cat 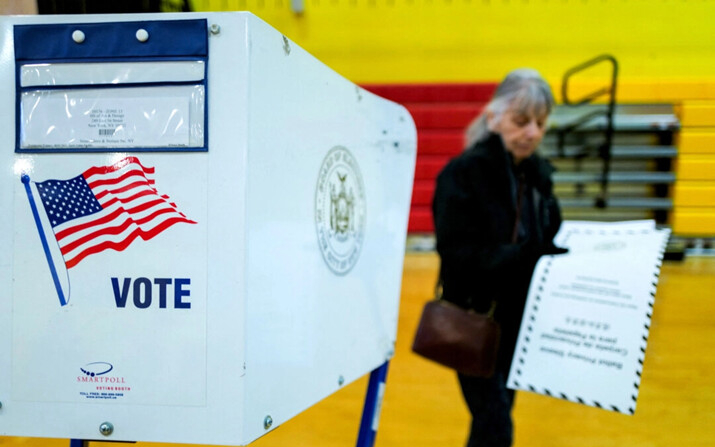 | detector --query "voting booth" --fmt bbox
[0,12,417,445]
